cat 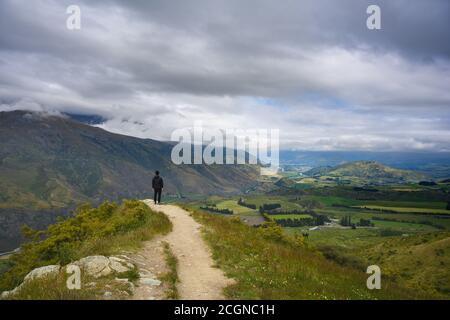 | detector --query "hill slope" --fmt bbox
[359,232,450,298]
[306,161,425,184]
